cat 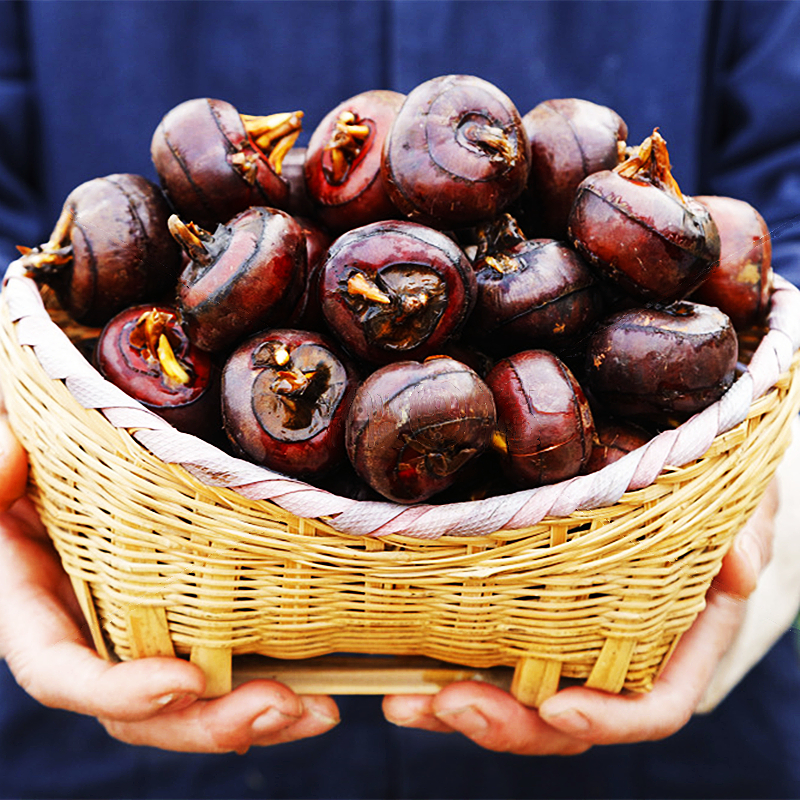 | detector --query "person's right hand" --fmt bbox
[382,477,780,754]
[0,415,340,753]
